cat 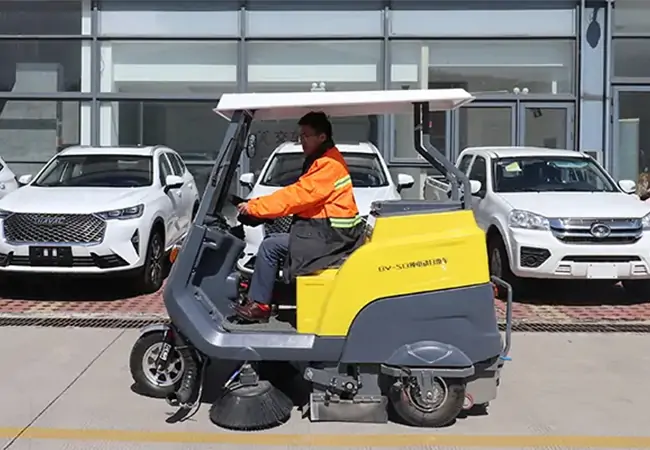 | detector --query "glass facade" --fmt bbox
[1,0,638,199]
